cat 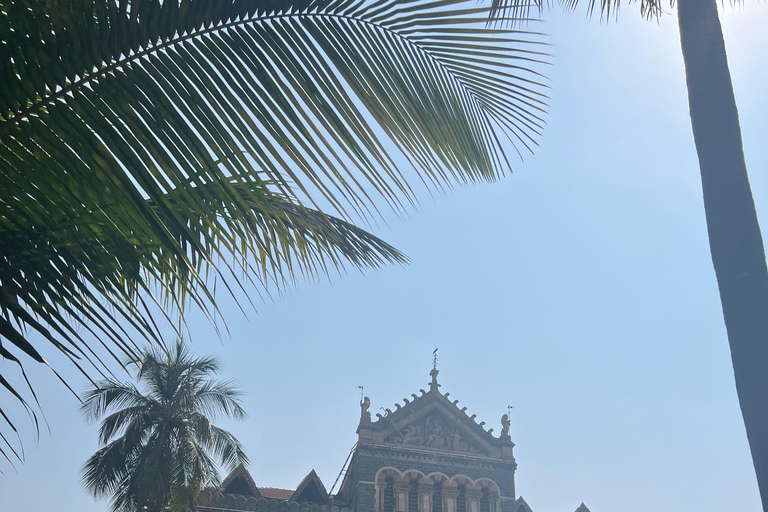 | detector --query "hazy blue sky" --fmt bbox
[1,3,767,512]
